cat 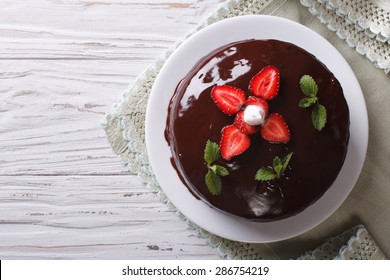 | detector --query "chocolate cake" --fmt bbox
[165,39,350,222]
